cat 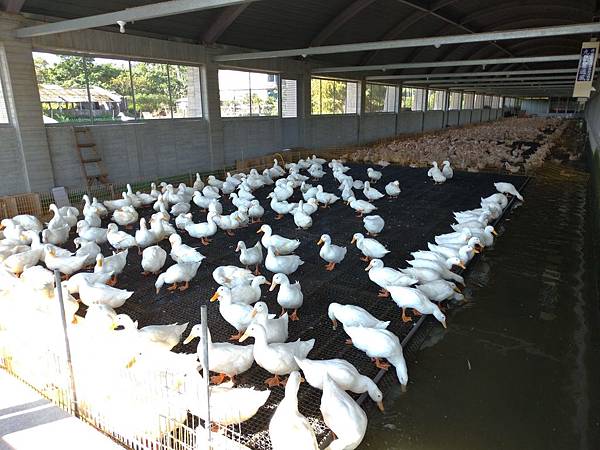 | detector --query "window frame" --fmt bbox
[310,76,360,116]
[364,82,399,114]
[448,91,462,110]
[281,78,298,119]
[400,86,427,112]
[0,64,11,127]
[32,49,204,126]
[218,68,281,119]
